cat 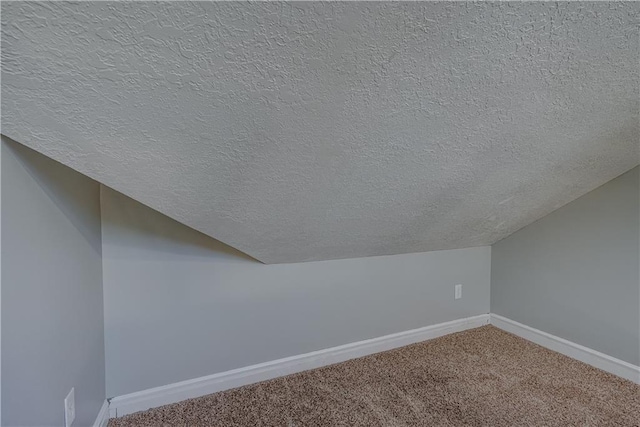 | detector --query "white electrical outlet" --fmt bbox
[64,388,75,427]
[454,284,462,300]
